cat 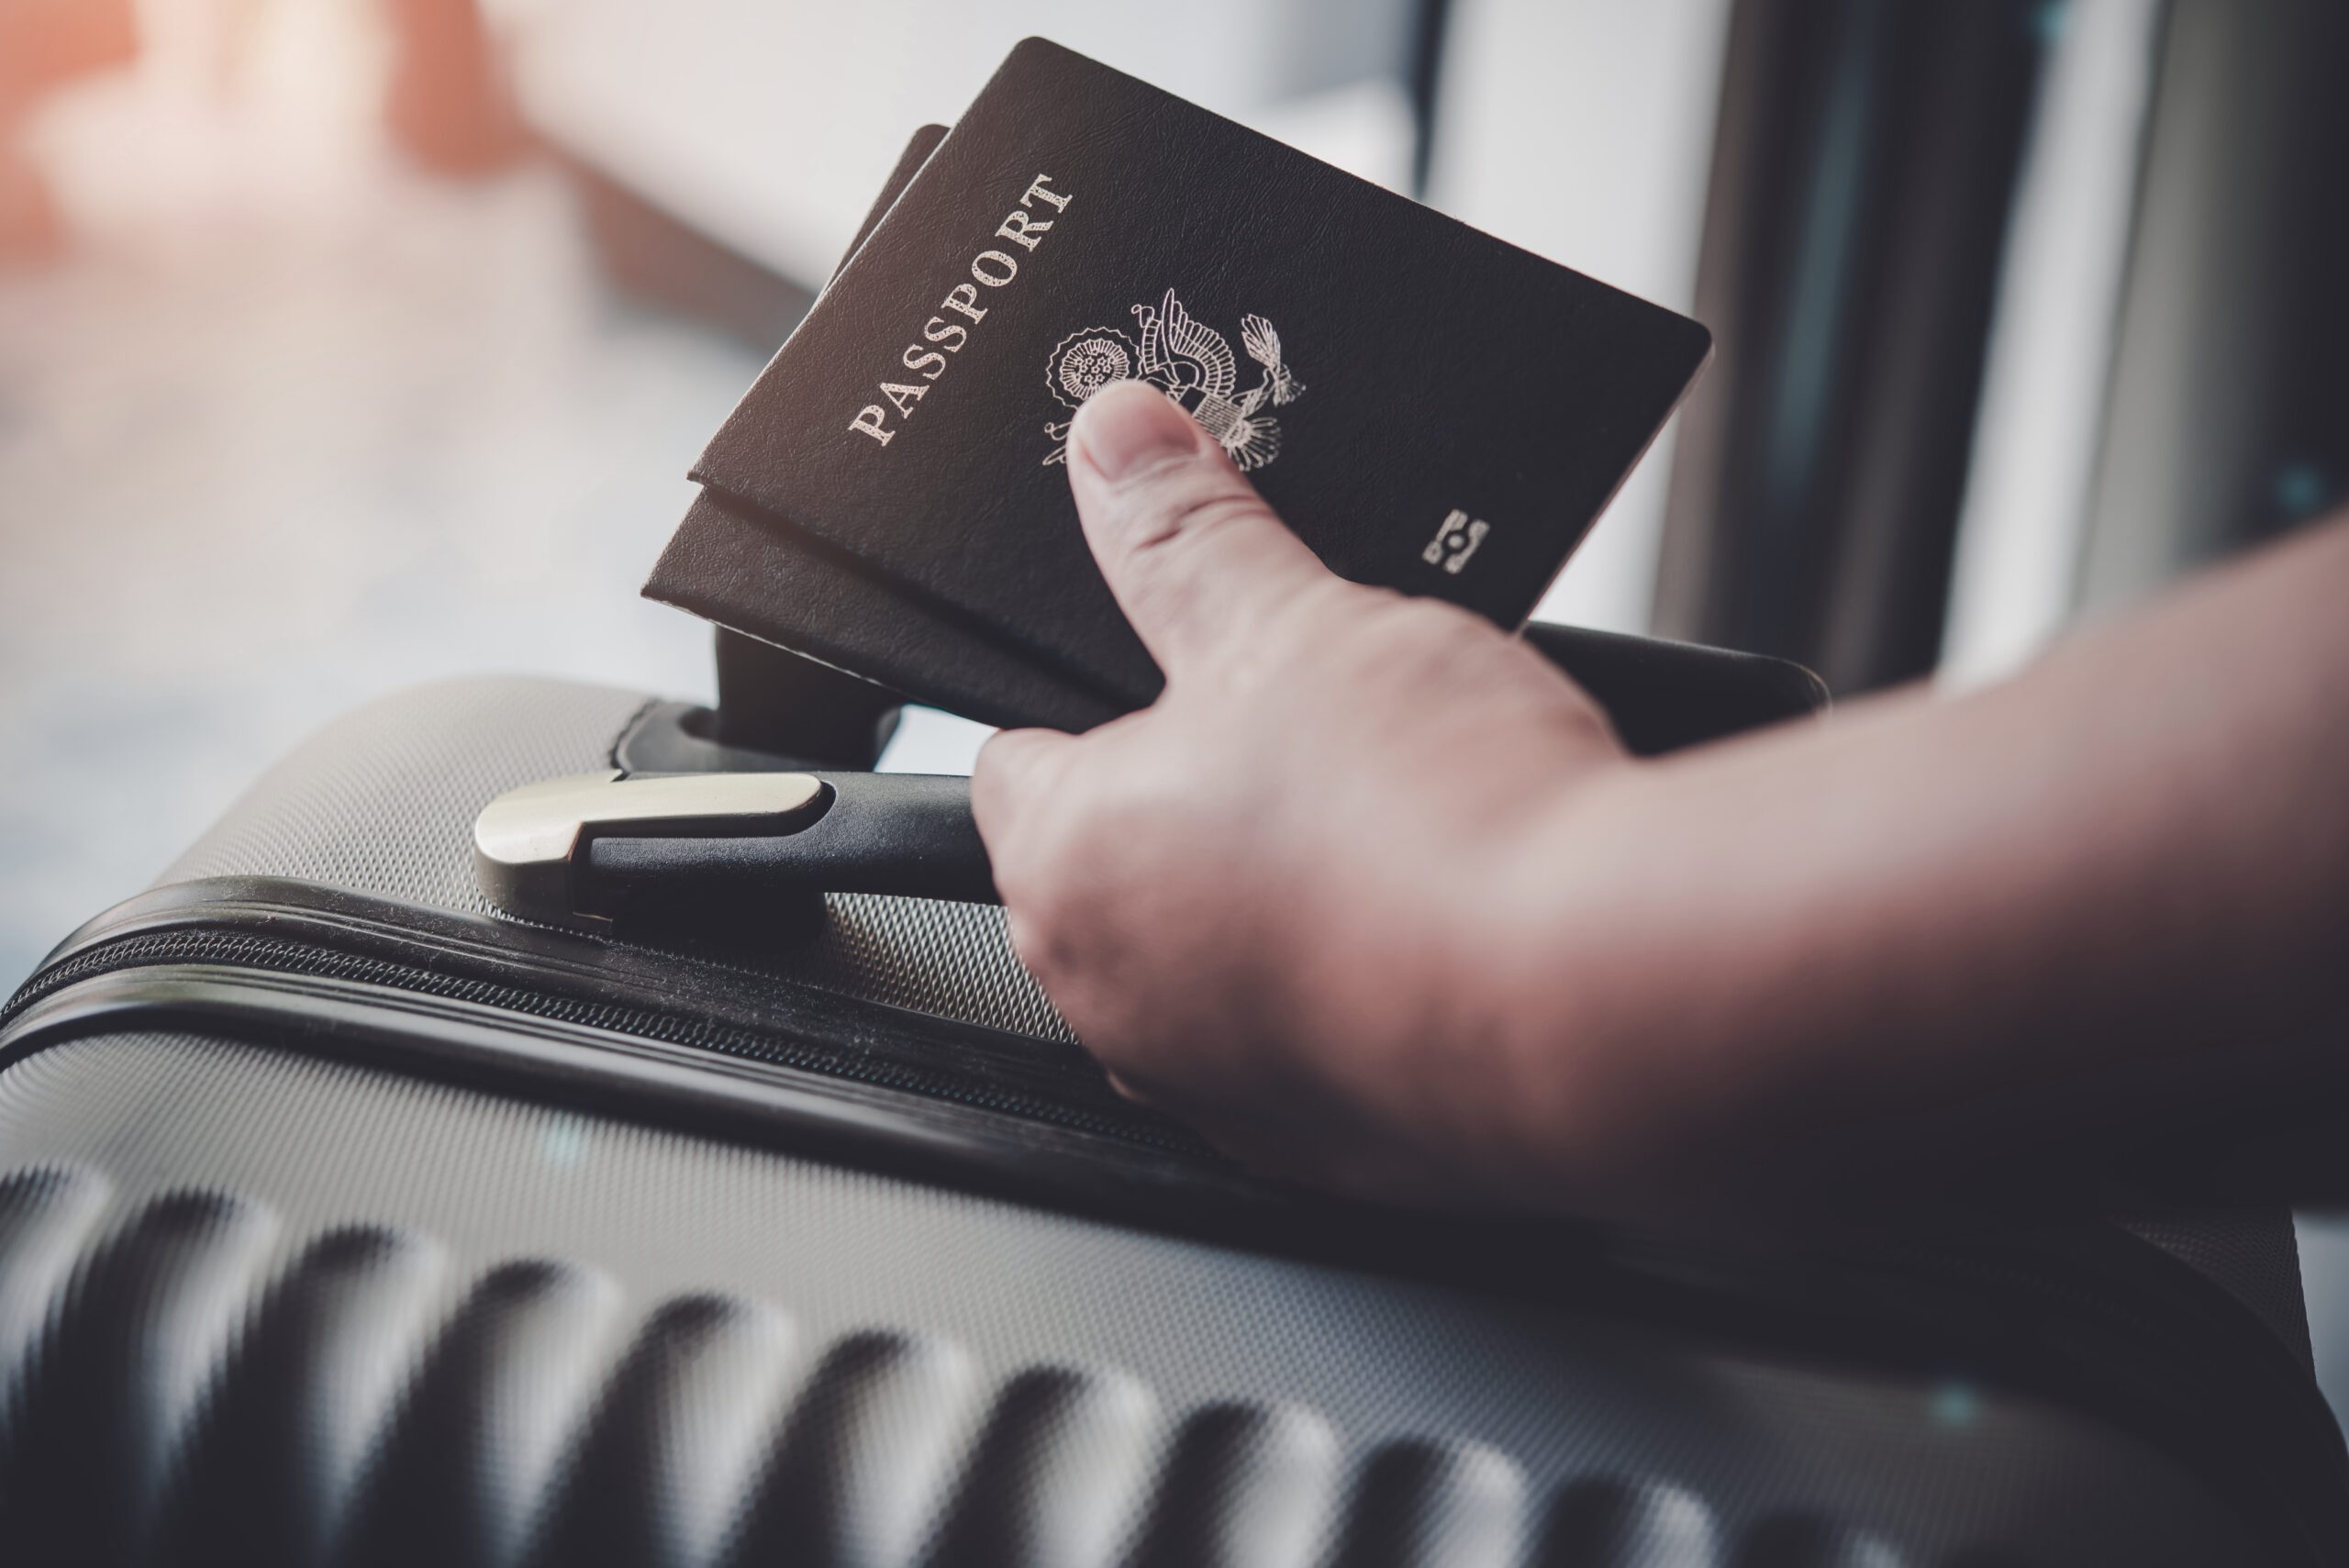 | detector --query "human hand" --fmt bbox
[981,384,2349,1227]
[972,381,1636,1211]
